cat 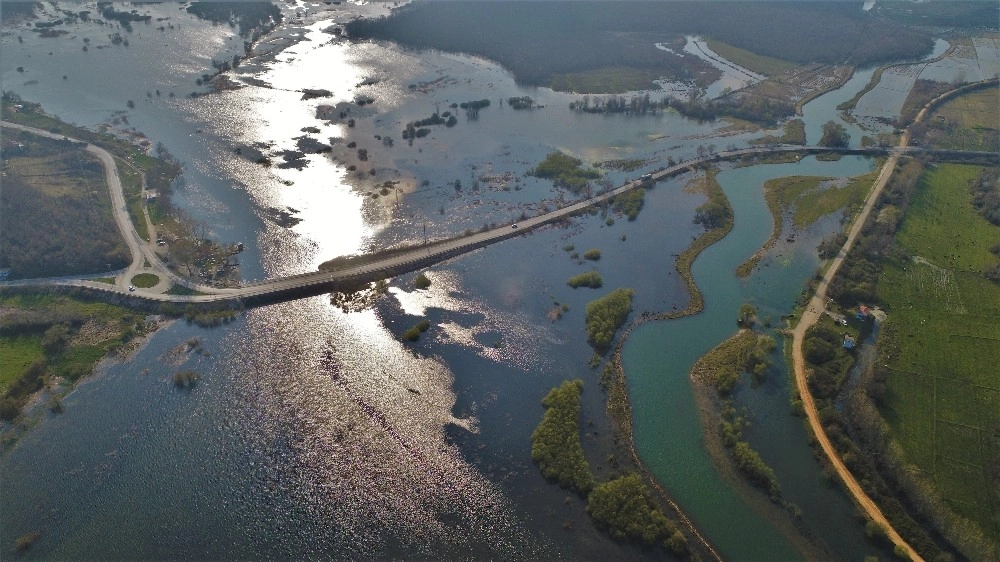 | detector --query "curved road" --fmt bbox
[788,149,921,561]
[2,118,907,304]
[787,80,998,562]
[2,118,990,309]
